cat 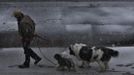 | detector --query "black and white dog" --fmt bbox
[54,50,76,71]
[69,43,119,71]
